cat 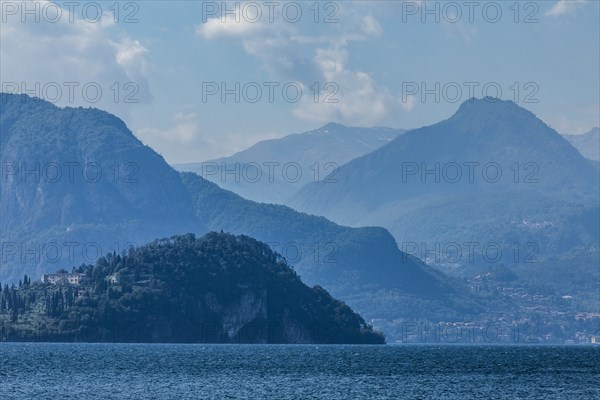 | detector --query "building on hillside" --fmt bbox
[41,272,86,285]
